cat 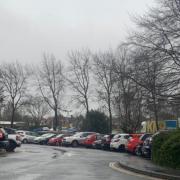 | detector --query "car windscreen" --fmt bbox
[56,134,64,138]
[41,133,54,137]
[73,133,83,137]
